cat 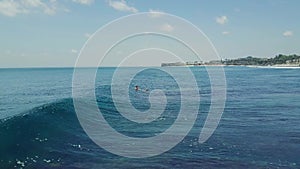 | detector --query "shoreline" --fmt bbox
[246,65,300,69]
